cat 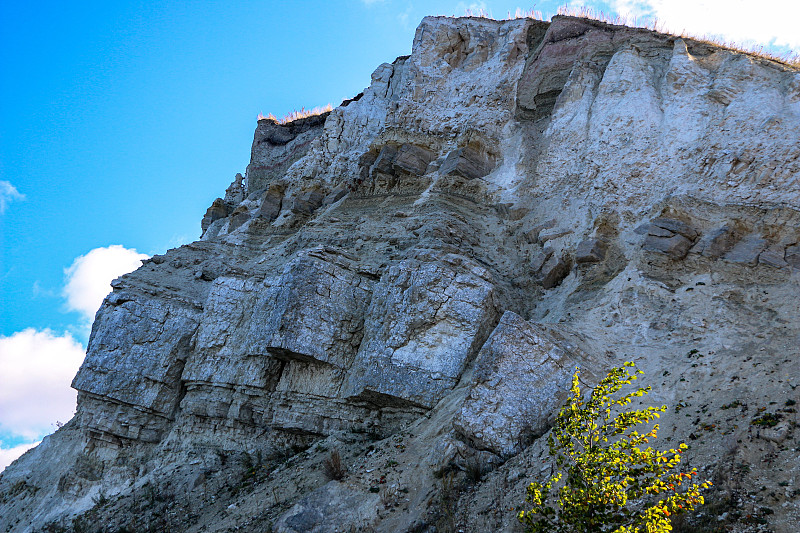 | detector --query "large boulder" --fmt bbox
[454,311,594,457]
[342,253,500,408]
